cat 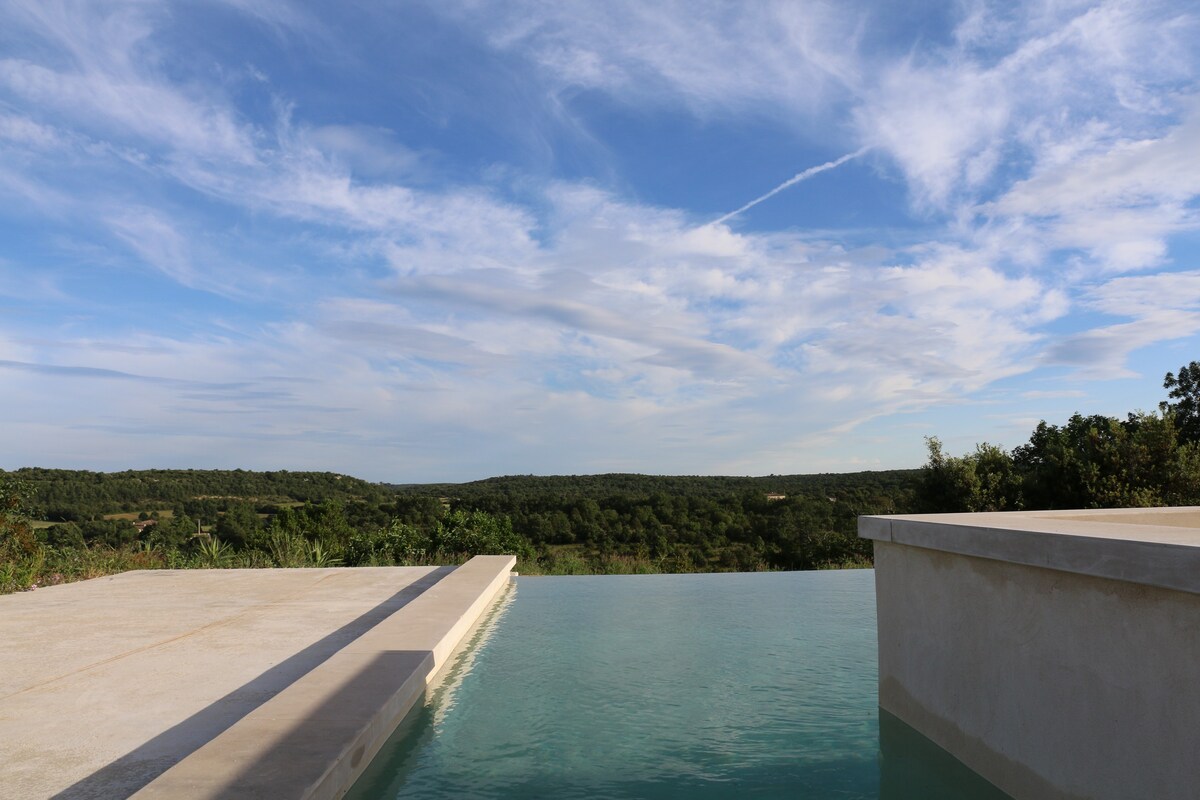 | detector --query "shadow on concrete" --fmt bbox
[338,681,439,800]
[192,651,438,799]
[52,567,454,800]
[198,573,515,798]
